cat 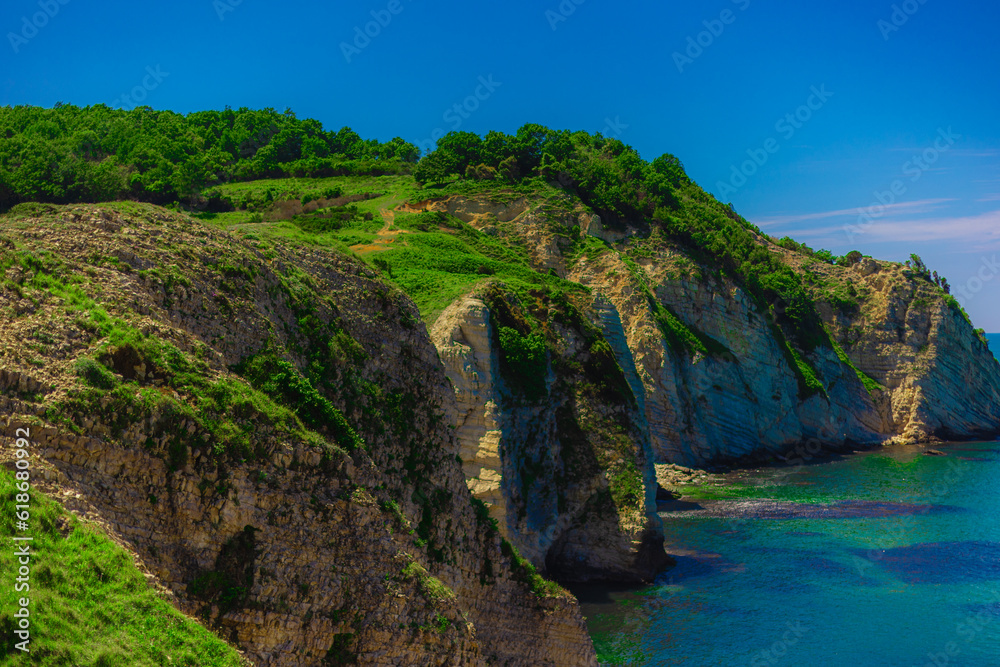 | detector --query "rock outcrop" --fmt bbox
[0,204,598,666]
[415,195,1000,473]
[431,289,669,584]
